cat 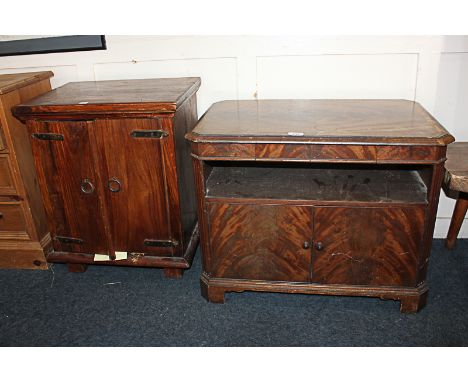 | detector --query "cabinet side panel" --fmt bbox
[173,94,198,250]
[0,79,52,240]
[312,206,426,287]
